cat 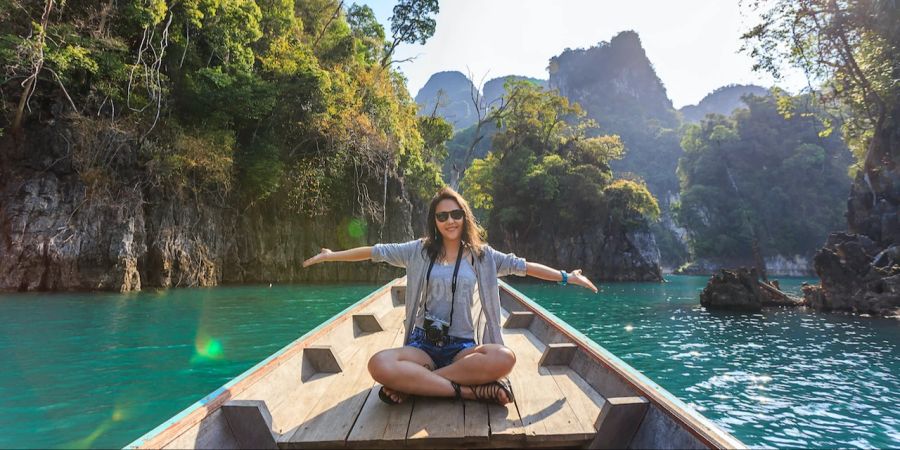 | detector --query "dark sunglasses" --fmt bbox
[435,209,465,222]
